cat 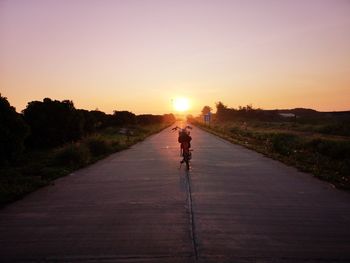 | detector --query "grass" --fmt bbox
[0,122,172,206]
[194,120,350,190]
